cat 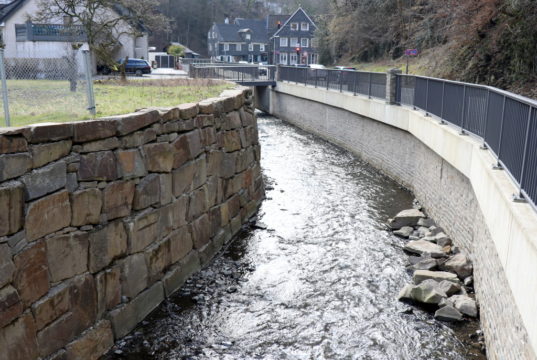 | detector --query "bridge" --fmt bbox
[189,64,277,86]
